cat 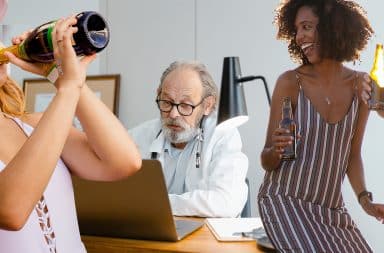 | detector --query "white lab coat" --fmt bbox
[129,113,248,217]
